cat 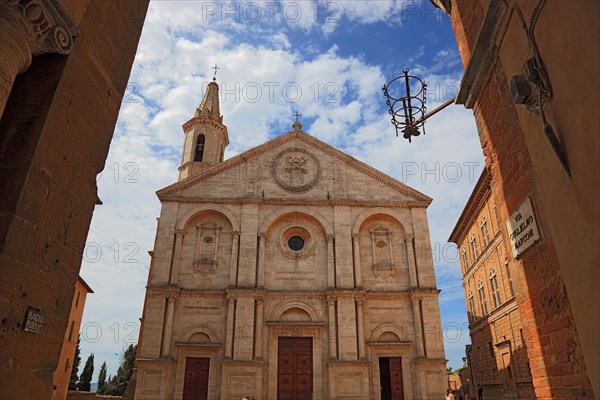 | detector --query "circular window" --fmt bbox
[279,226,313,259]
[288,236,305,251]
